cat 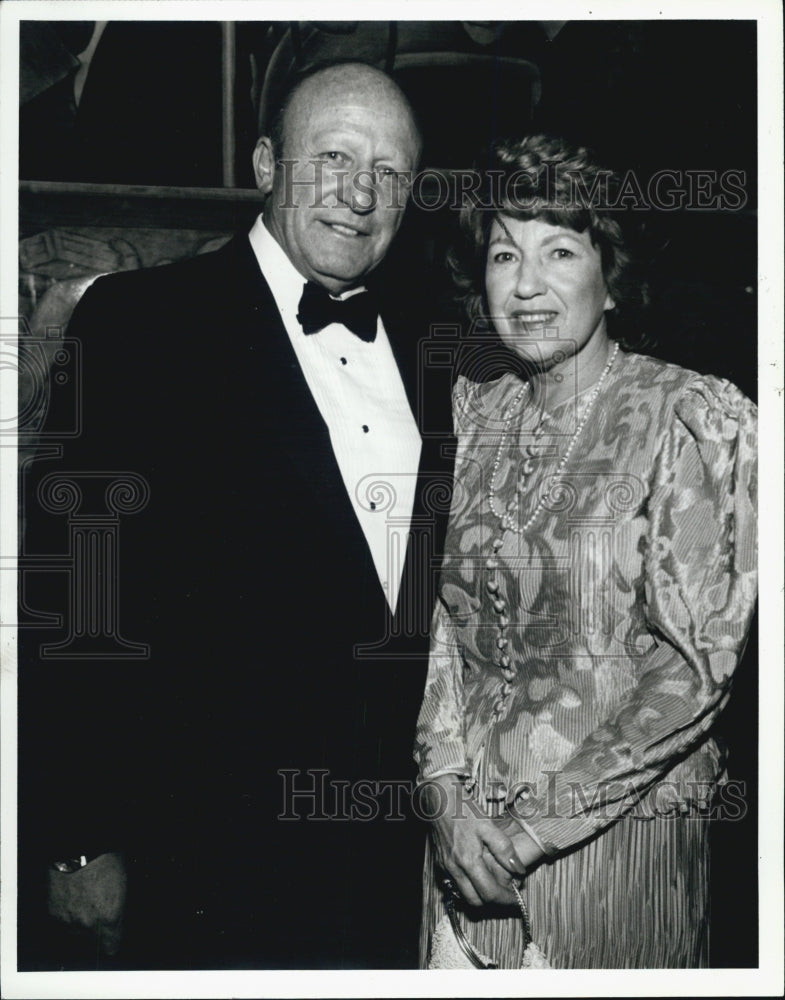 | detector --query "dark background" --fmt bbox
[18,18,759,968]
[20,19,757,398]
